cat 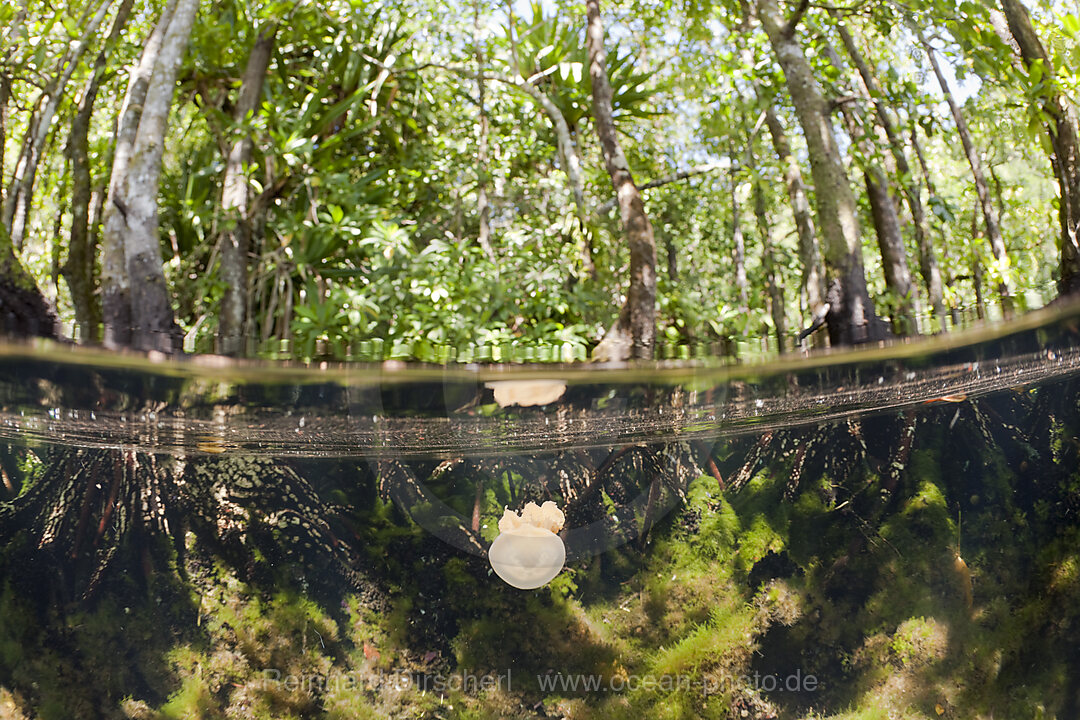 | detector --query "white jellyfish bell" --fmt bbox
[488,501,566,589]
